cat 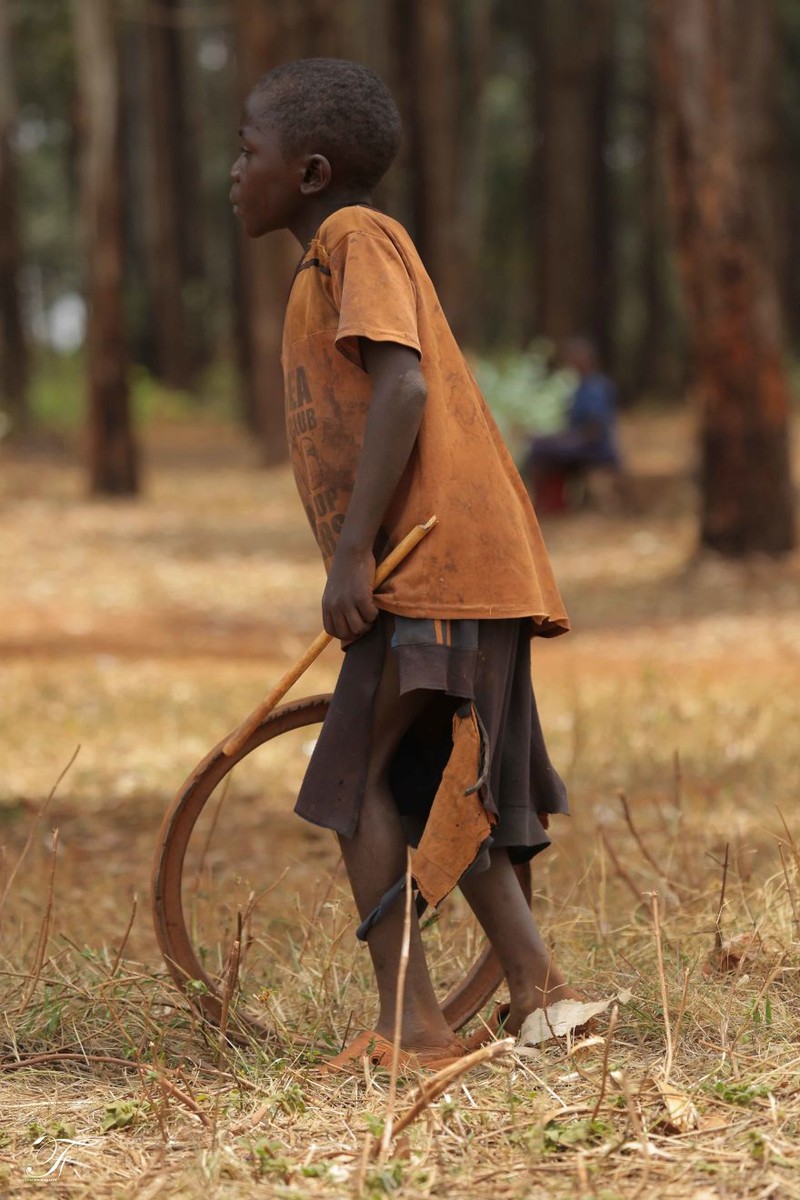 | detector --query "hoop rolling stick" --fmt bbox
[222,515,438,758]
